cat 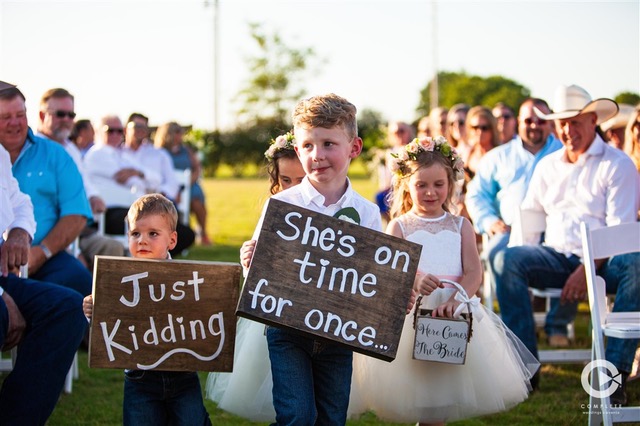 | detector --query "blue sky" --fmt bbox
[1,0,638,131]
